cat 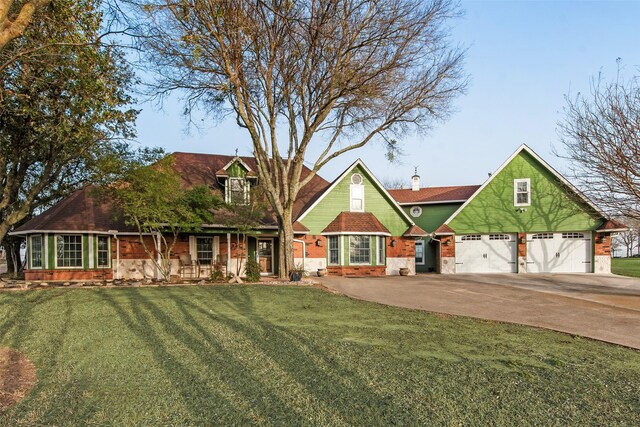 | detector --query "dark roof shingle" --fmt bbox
[388,185,480,204]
